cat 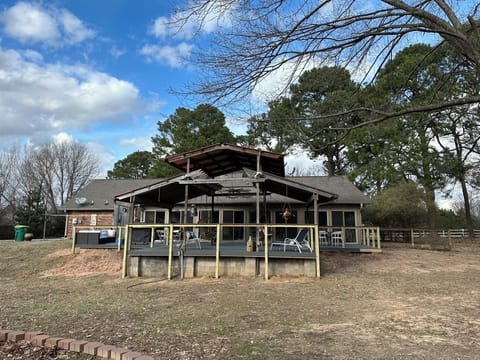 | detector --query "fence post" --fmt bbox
[410,228,414,248]
[376,227,381,248]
